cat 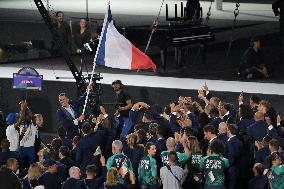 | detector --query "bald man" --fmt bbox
[62,166,81,189]
[160,137,190,167]
[247,112,268,142]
